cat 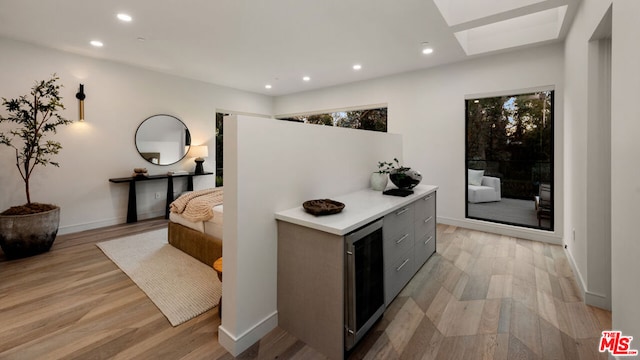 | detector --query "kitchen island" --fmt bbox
[275,184,438,359]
